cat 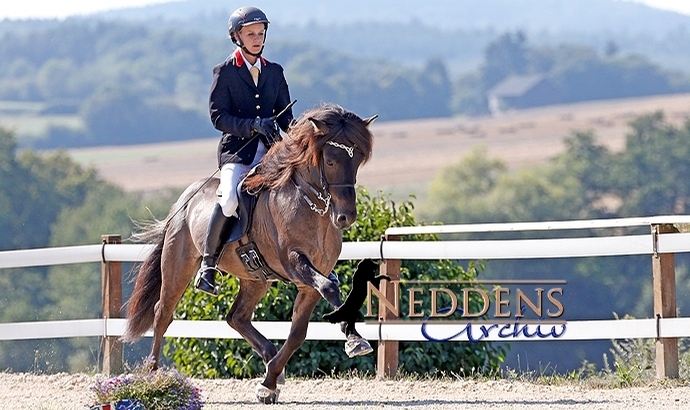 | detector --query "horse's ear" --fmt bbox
[363,114,379,127]
[309,117,329,135]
